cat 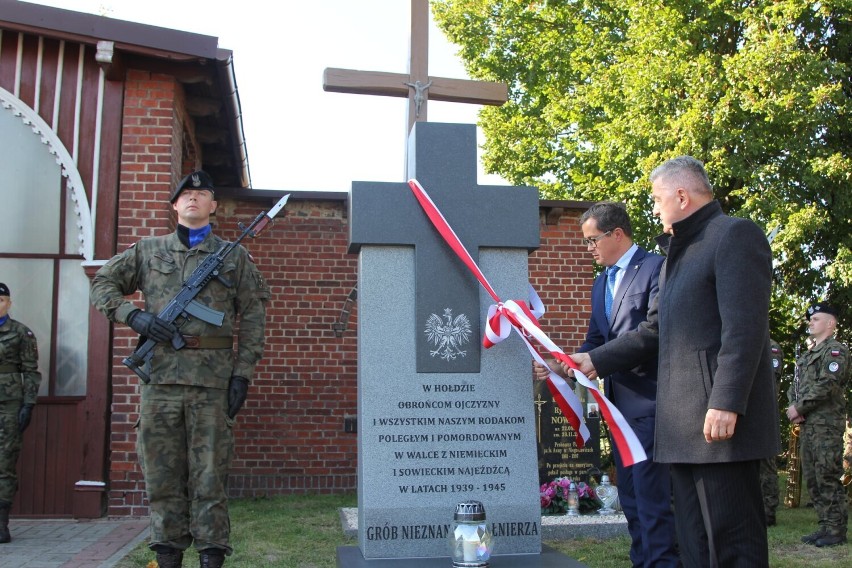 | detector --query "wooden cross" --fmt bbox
[323,0,507,135]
